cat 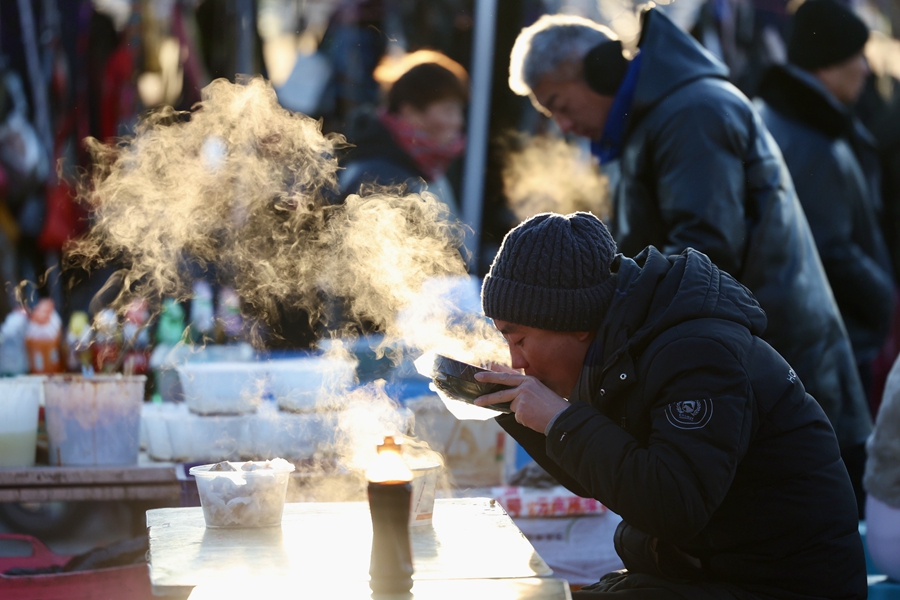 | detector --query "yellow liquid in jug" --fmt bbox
[0,430,38,467]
